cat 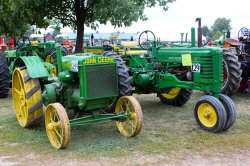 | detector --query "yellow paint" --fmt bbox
[84,49,104,54]
[30,41,38,46]
[121,41,138,47]
[197,103,217,128]
[125,50,147,55]
[83,57,114,64]
[12,68,43,128]
[181,54,192,66]
[161,87,181,99]
[115,96,143,137]
[45,103,70,149]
